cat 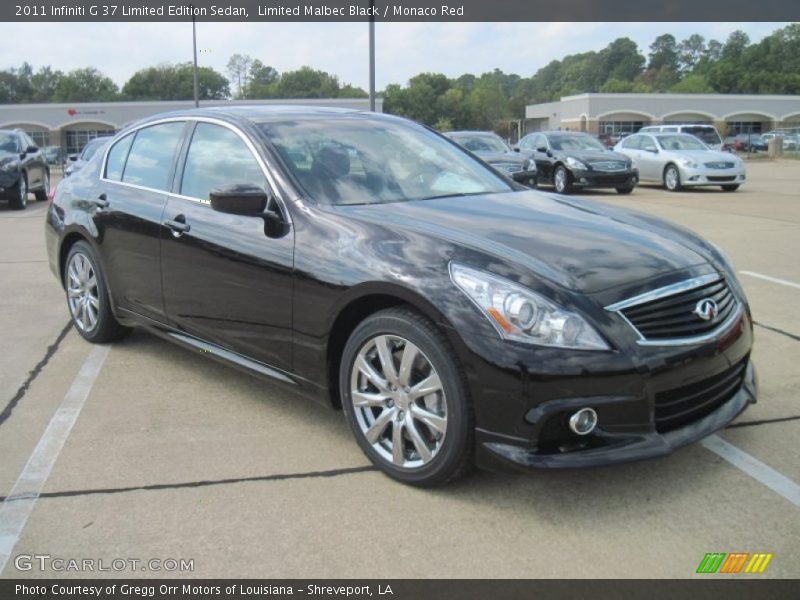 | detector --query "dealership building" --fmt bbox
[525,93,800,136]
[0,97,382,155]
